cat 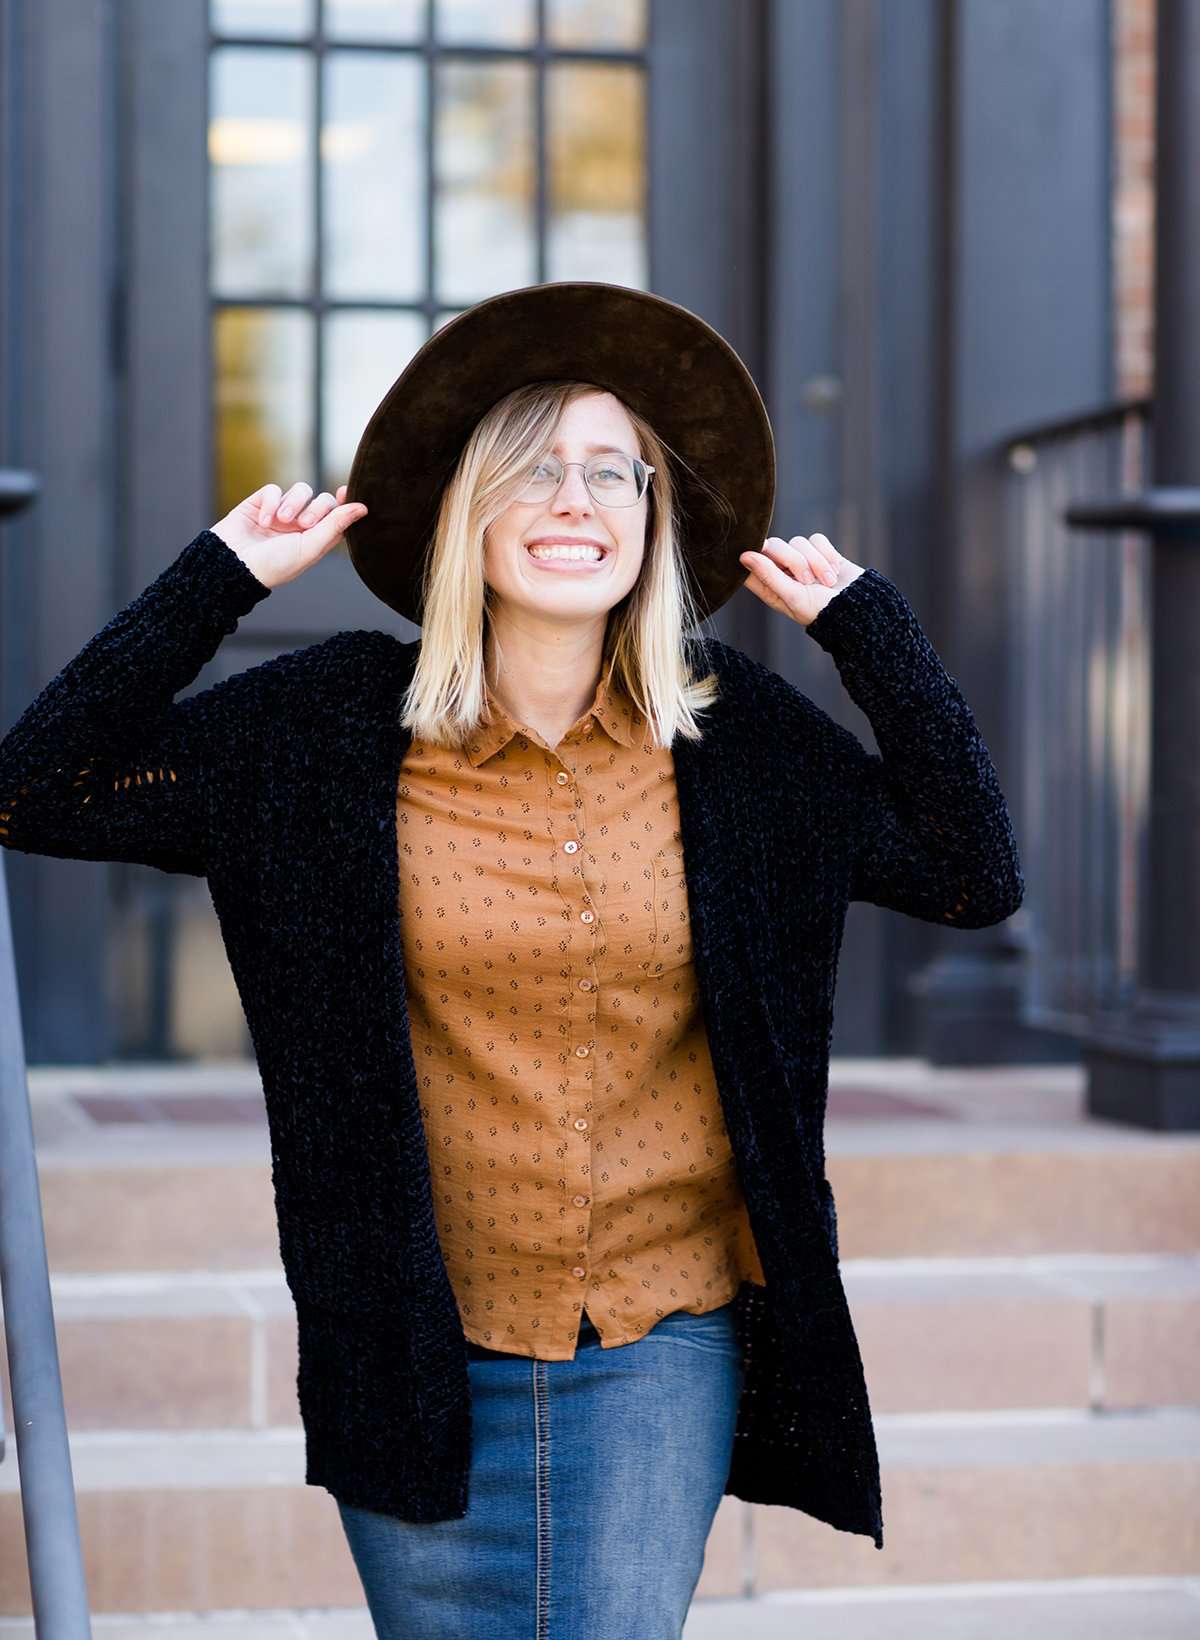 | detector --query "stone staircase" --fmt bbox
[1,1058,1198,1636]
